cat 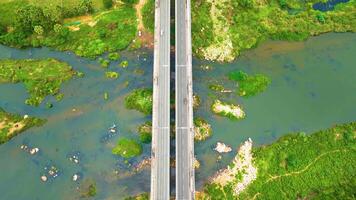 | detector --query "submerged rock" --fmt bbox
[40,175,48,182]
